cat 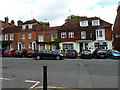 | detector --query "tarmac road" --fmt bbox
[1,57,119,89]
